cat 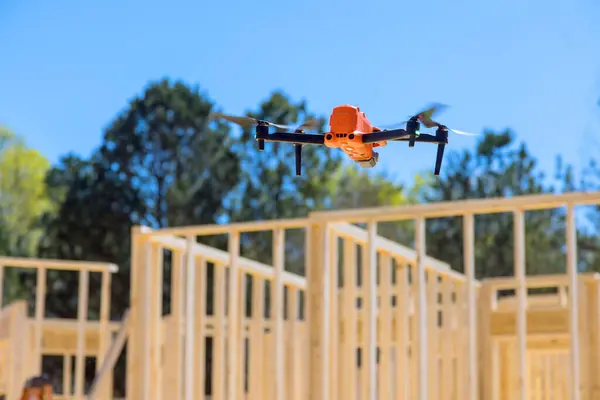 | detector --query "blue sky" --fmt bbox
[1,0,599,186]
